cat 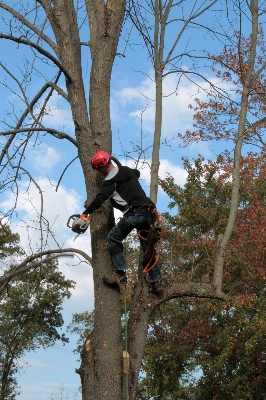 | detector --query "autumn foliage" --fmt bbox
[139,152,266,399]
